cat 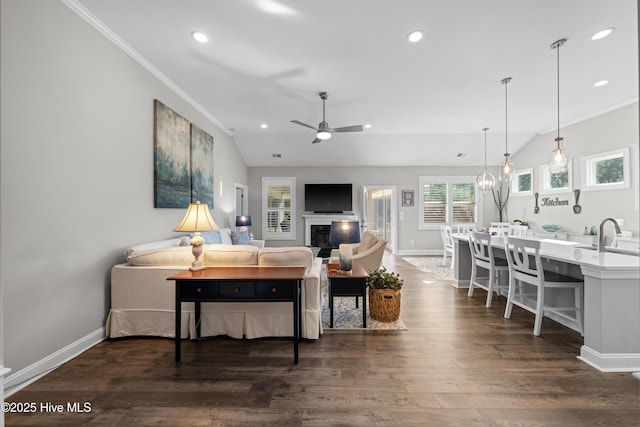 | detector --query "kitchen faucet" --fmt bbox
[598,218,621,252]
